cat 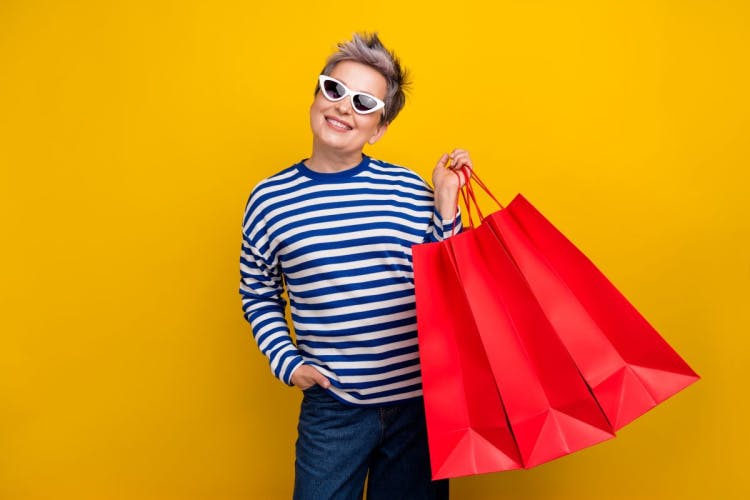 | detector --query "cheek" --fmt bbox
[310,93,330,114]
[360,116,382,135]
[309,100,330,130]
